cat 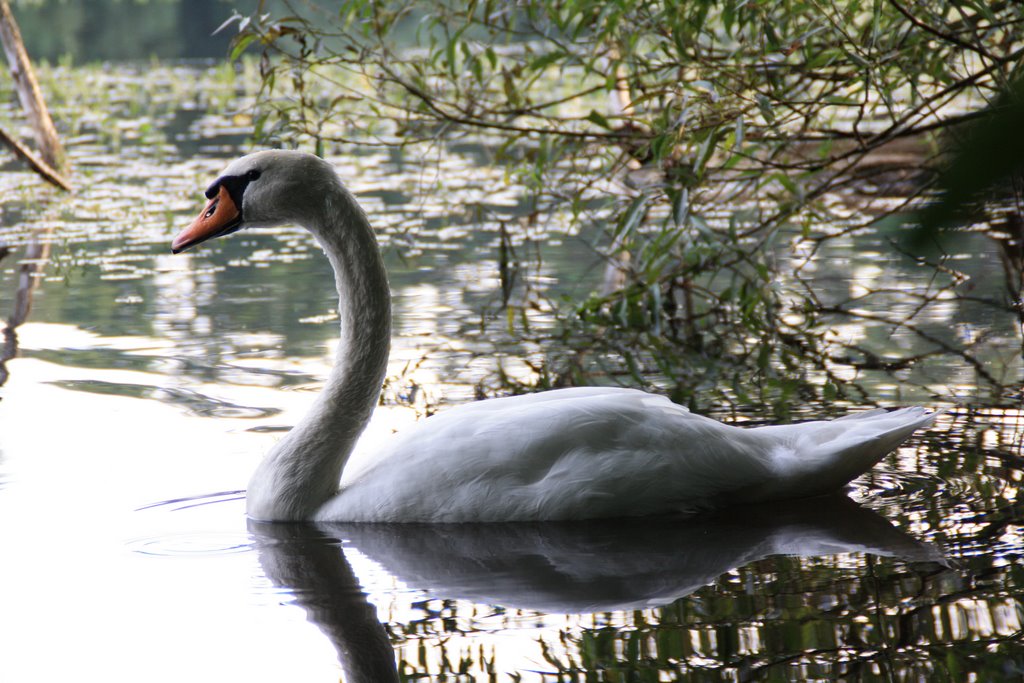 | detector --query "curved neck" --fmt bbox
[247,185,391,521]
